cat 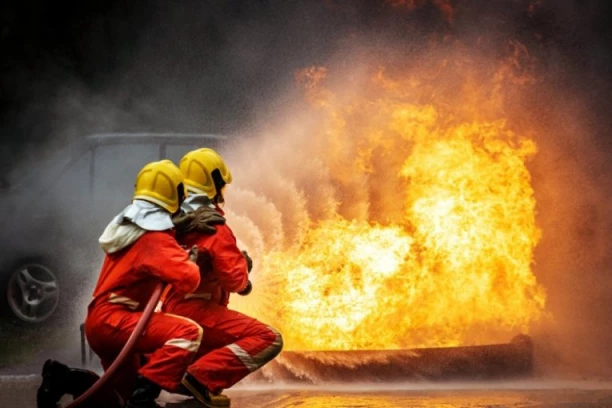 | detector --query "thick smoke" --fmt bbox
[2,0,612,377]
